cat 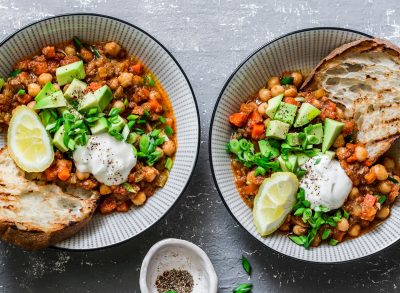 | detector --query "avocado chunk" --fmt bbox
[265,120,290,140]
[258,140,280,158]
[64,78,87,99]
[285,154,298,172]
[274,102,298,125]
[278,155,289,172]
[286,132,304,146]
[94,85,113,111]
[78,92,99,112]
[109,115,126,132]
[322,118,344,153]
[304,123,323,144]
[53,125,69,152]
[34,90,67,110]
[56,60,86,86]
[297,153,310,165]
[324,150,336,160]
[294,102,321,127]
[90,117,109,134]
[266,94,283,118]
[35,82,57,102]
